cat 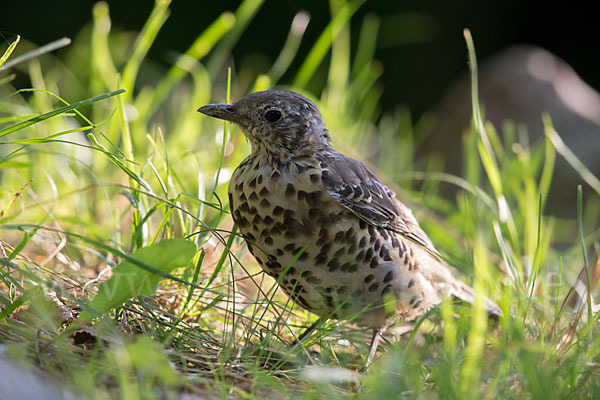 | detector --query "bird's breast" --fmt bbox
[227,156,422,327]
